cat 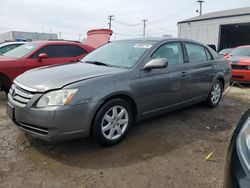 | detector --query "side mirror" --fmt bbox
[38,53,48,61]
[143,58,168,70]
